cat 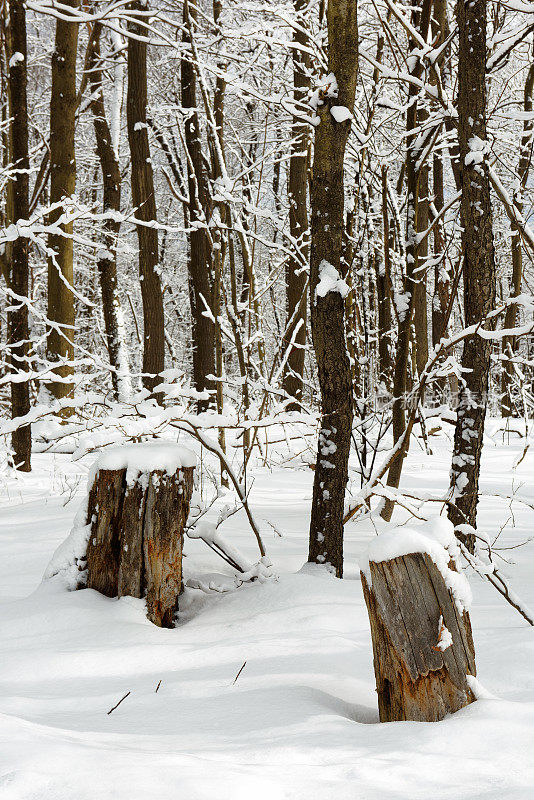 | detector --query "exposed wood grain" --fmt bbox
[84,463,194,628]
[144,469,193,627]
[85,468,125,597]
[362,551,476,722]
